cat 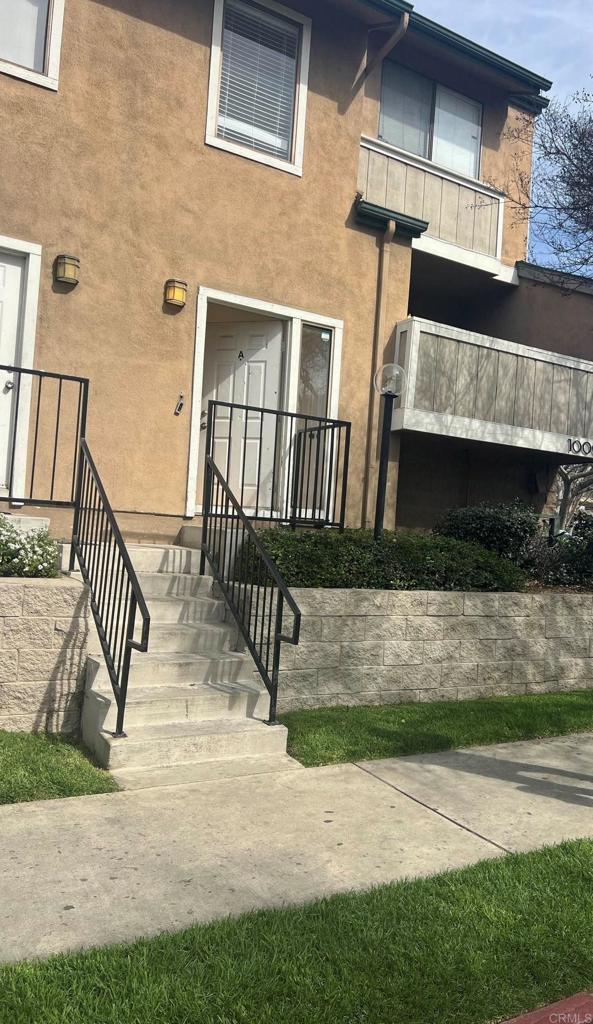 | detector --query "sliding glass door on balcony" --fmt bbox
[380,62,482,178]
